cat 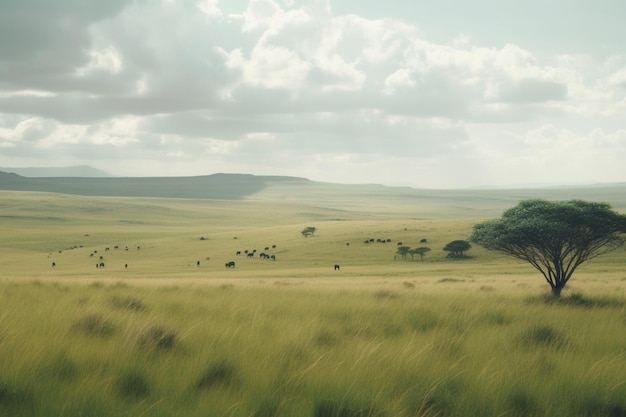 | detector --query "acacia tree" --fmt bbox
[411,247,431,261]
[301,226,317,238]
[470,199,626,297]
[443,240,471,258]
[396,246,411,260]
